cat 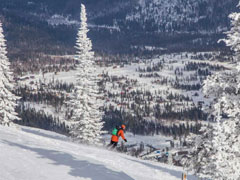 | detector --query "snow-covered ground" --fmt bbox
[19,52,231,114]
[0,125,197,180]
